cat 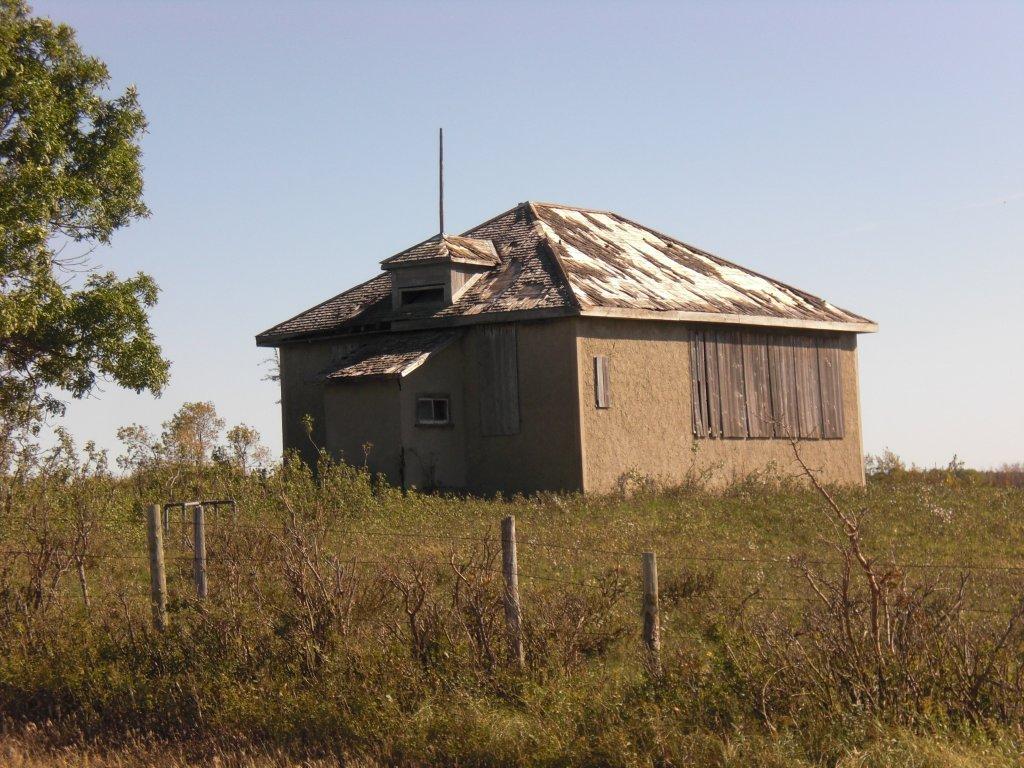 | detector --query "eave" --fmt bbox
[578,307,878,333]
[257,304,876,349]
